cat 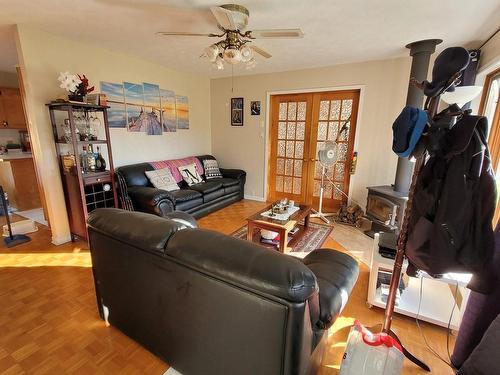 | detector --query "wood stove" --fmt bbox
[365,185,408,236]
